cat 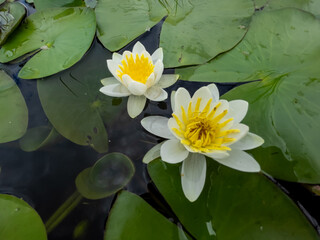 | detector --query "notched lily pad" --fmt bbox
[76,153,135,200]
[104,191,191,240]
[37,42,125,153]
[0,70,28,143]
[148,159,320,240]
[0,7,96,79]
[177,9,320,183]
[0,2,26,45]
[19,125,61,152]
[0,194,47,240]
